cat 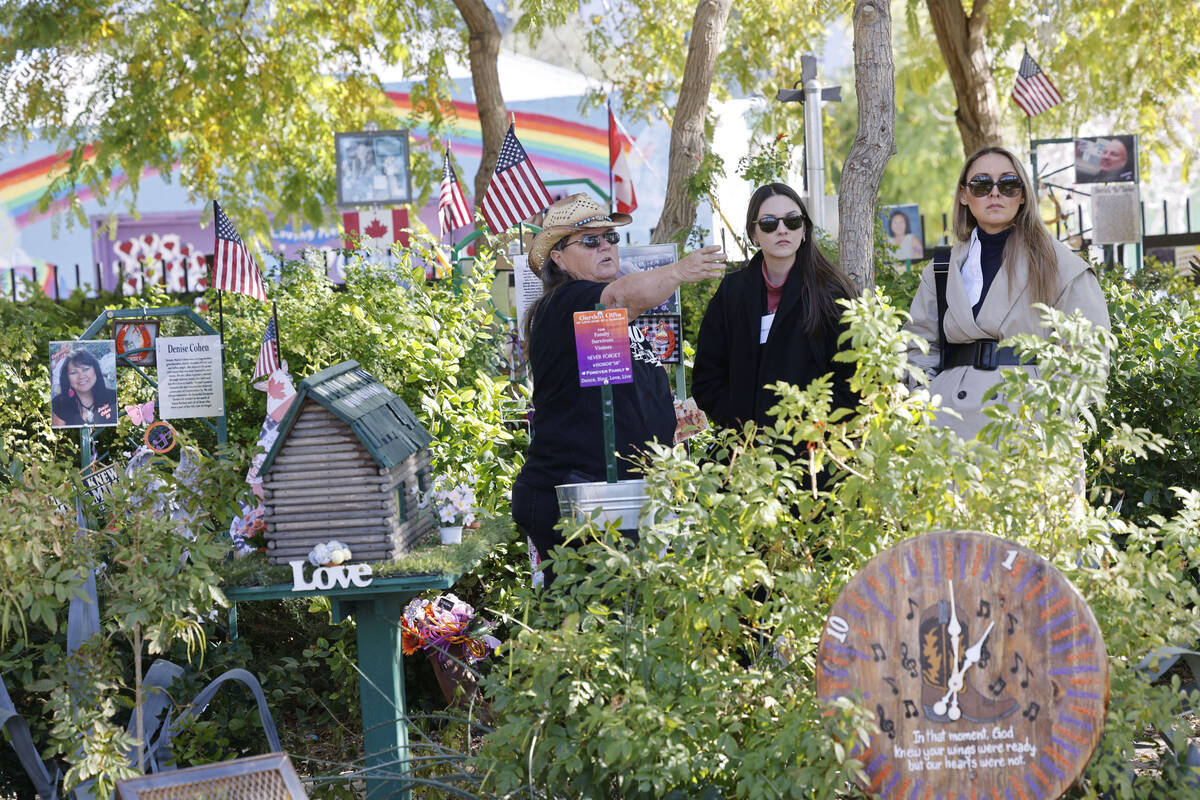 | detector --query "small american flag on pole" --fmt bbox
[439,145,472,237]
[252,315,281,381]
[480,124,553,234]
[1012,50,1063,117]
[212,201,268,301]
